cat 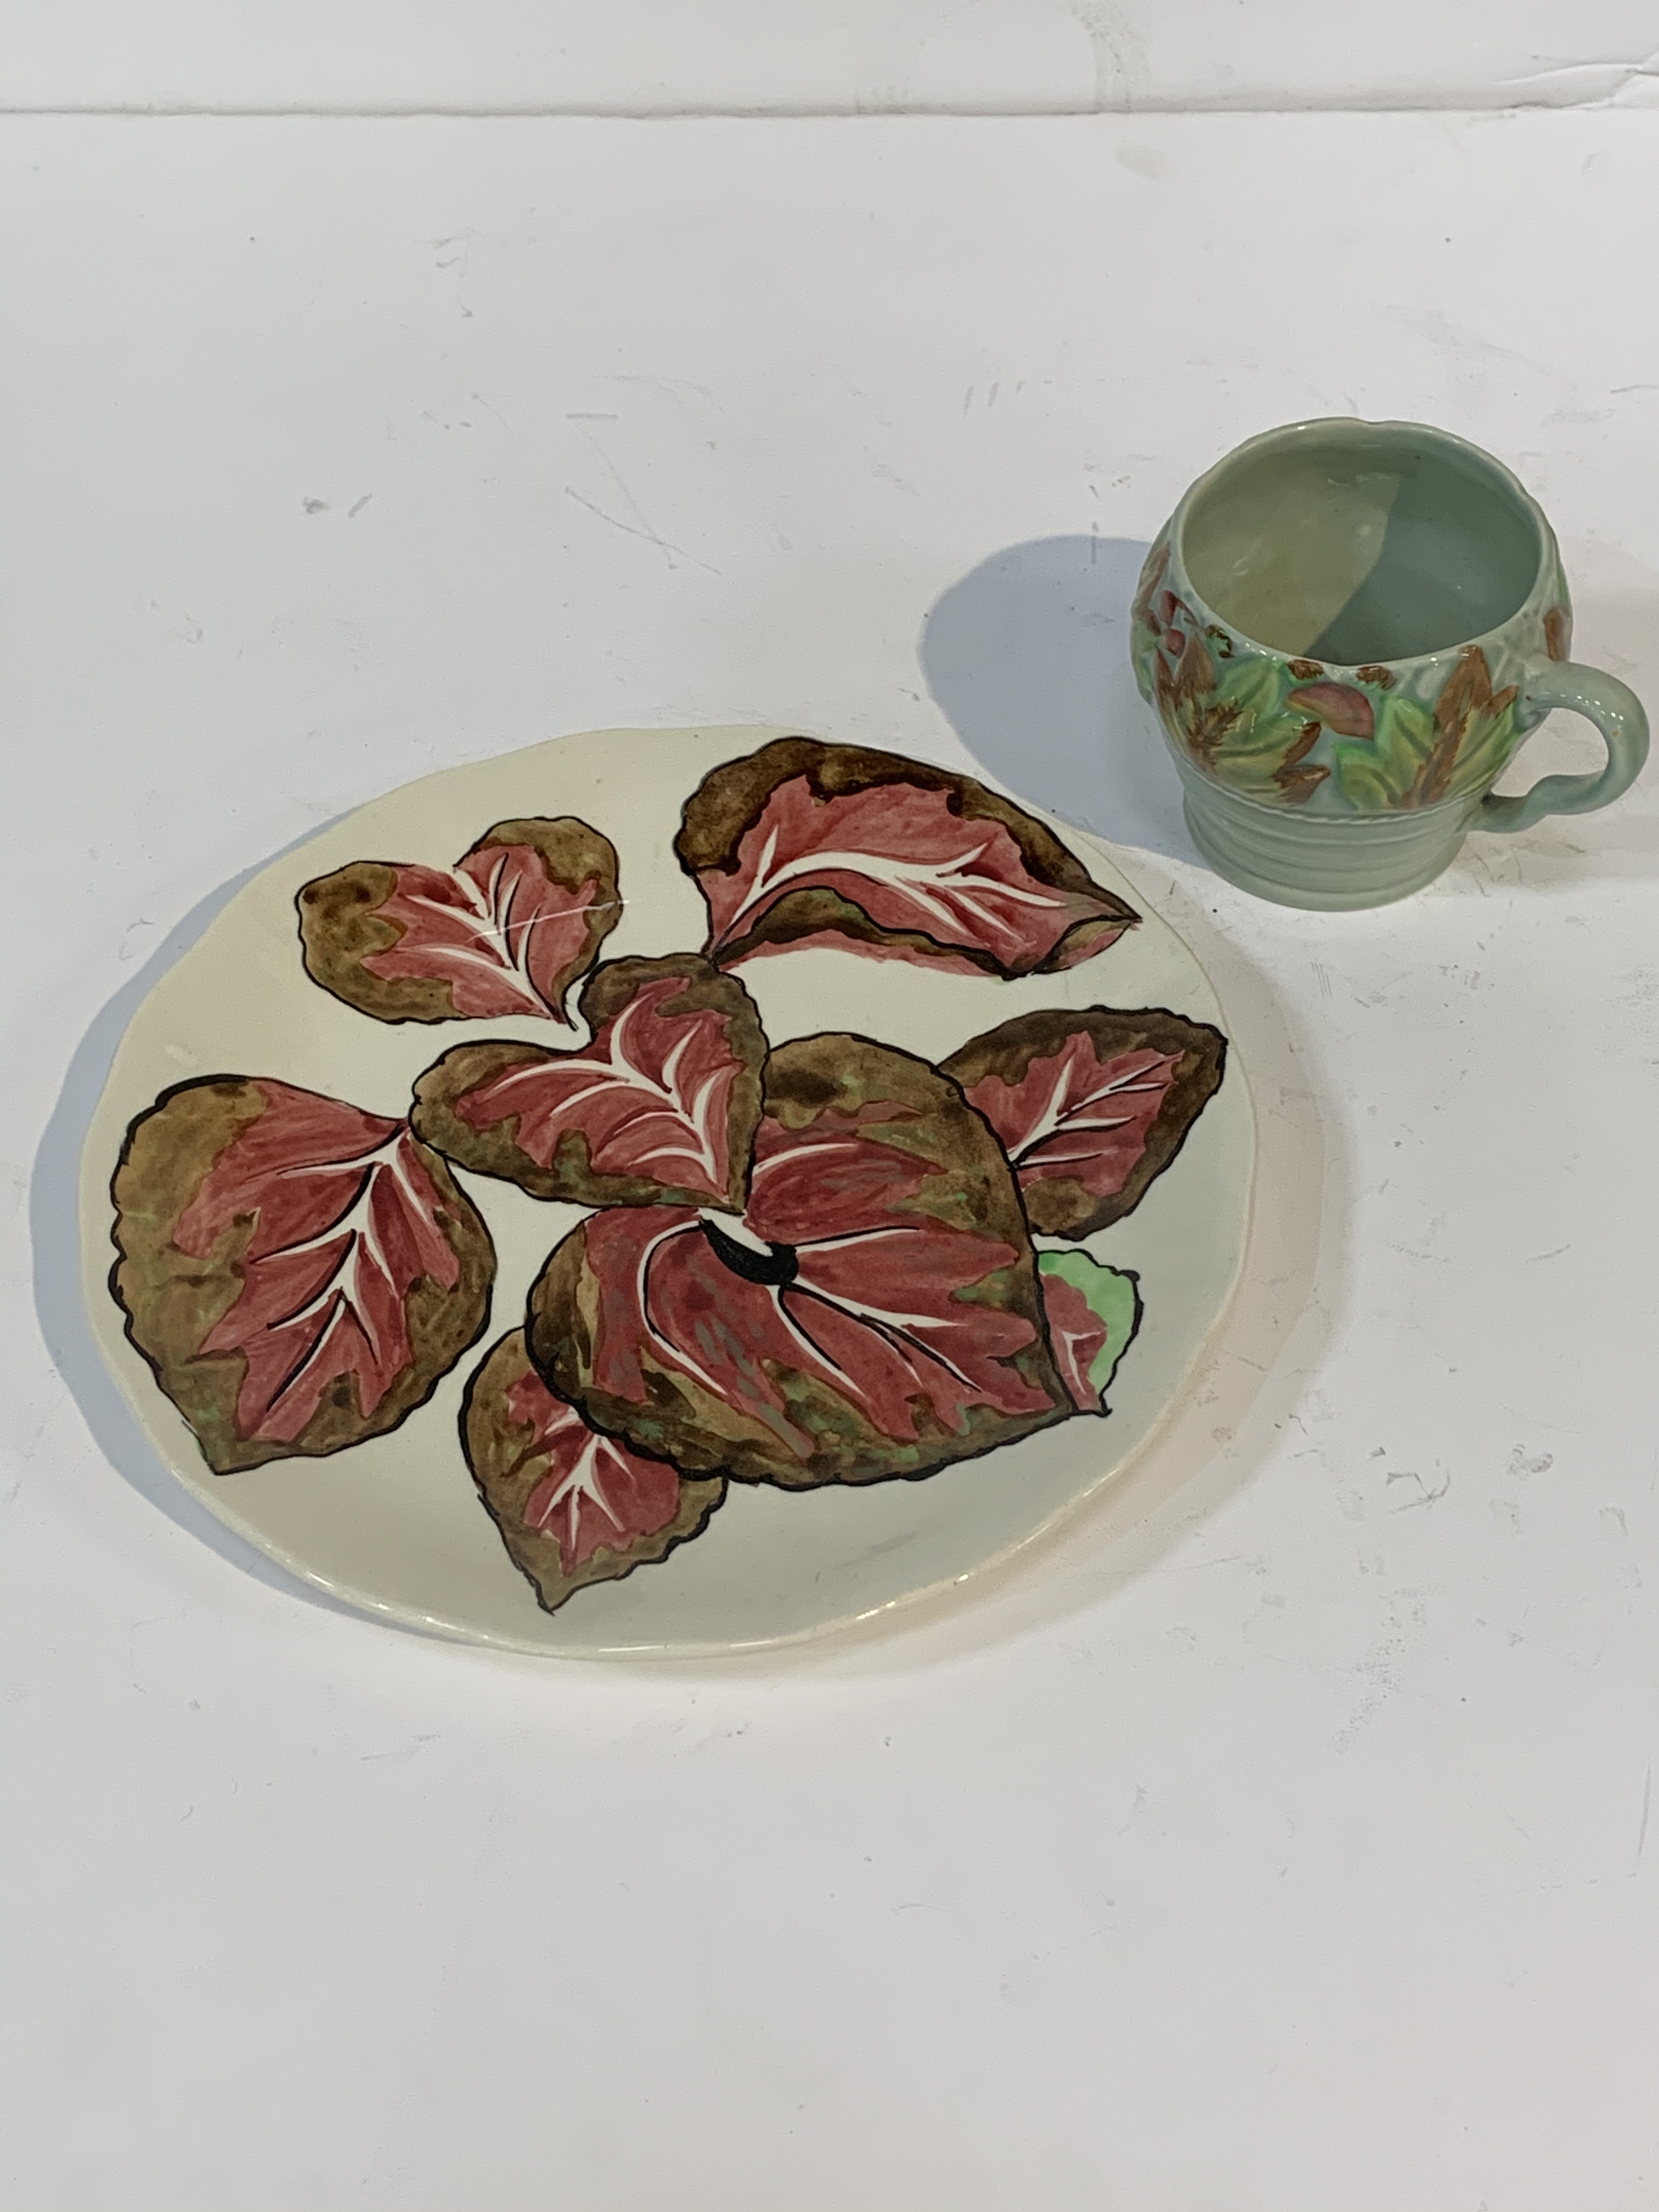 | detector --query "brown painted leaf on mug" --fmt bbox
[111,1077,494,1472]
[461,1331,725,1615]
[1412,646,1520,808]
[1285,682,1375,740]
[527,1035,1070,1489]
[675,738,1137,978]
[297,817,620,1024]
[411,956,768,1212]
[943,1007,1227,1239]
